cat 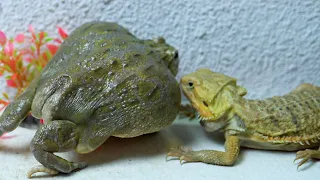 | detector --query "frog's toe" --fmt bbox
[27,165,59,179]
[73,161,88,169]
[27,163,87,178]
